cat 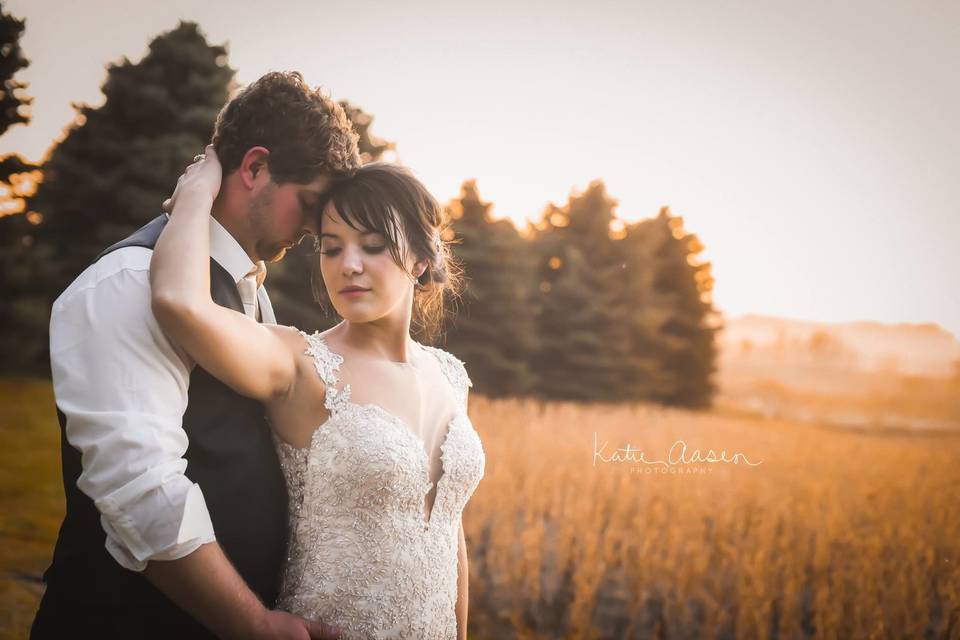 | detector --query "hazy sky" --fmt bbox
[3,0,958,339]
